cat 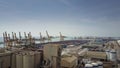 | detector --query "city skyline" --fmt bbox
[0,0,120,37]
